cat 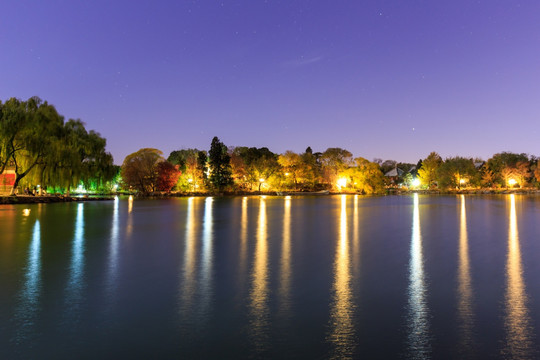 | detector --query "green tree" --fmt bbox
[208,137,233,191]
[436,157,479,189]
[197,150,208,189]
[235,147,280,191]
[417,152,442,188]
